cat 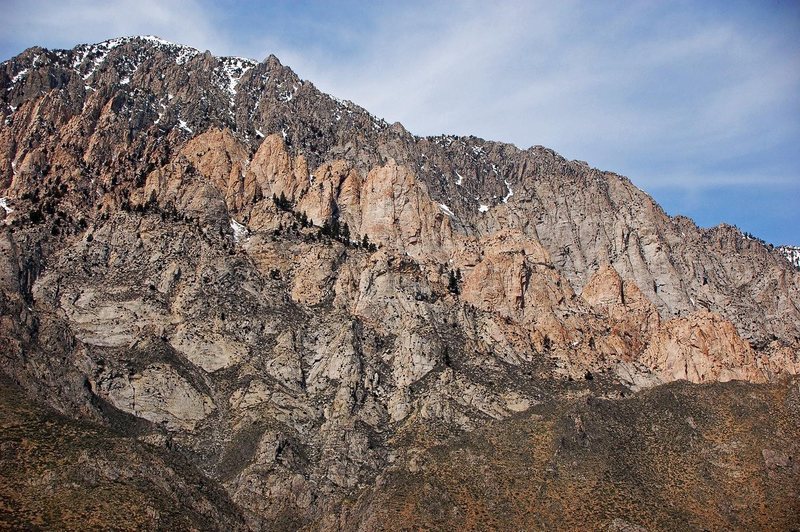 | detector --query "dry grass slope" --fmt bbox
[344,380,800,531]
[0,376,246,531]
